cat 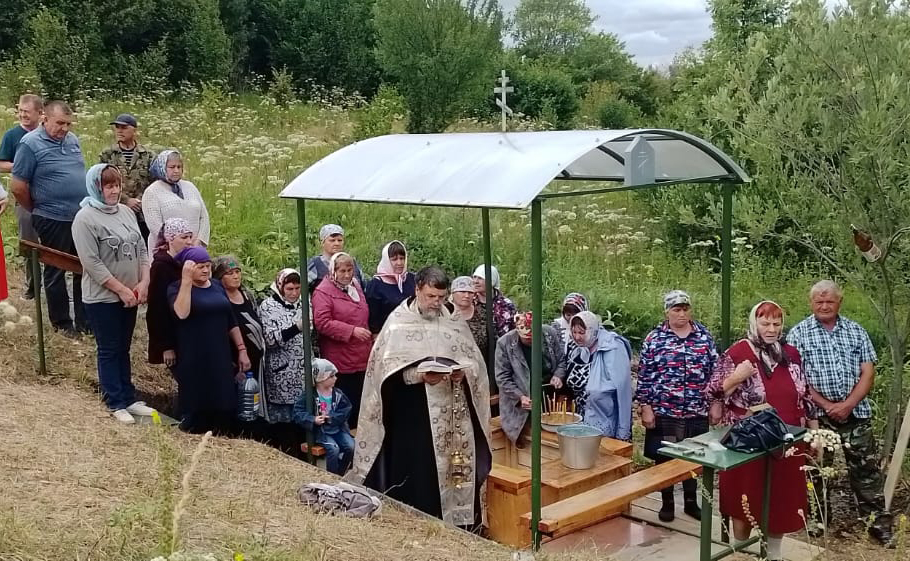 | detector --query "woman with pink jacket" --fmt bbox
[312,252,372,428]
